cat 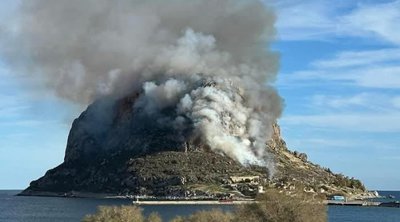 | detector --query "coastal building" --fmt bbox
[230,176,260,185]
[330,195,345,201]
